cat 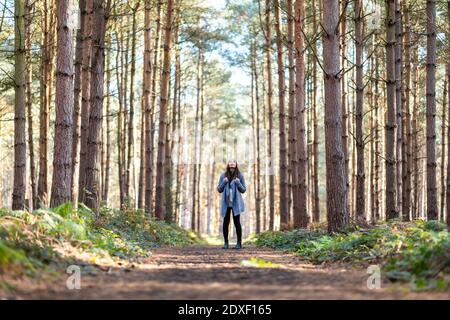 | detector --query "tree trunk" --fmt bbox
[37,0,54,208]
[447,0,450,229]
[13,0,27,210]
[322,0,349,233]
[286,0,297,229]
[385,0,398,220]
[426,0,438,220]
[126,3,139,208]
[50,0,74,207]
[84,0,107,211]
[264,0,275,230]
[402,0,412,222]
[25,0,36,210]
[412,37,419,219]
[78,0,93,204]
[154,0,174,220]
[143,0,153,214]
[441,78,447,221]
[312,0,320,223]
[103,34,112,205]
[273,0,289,229]
[354,0,365,221]
[72,0,85,206]
[294,0,308,228]
[341,0,349,216]
[395,0,403,216]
